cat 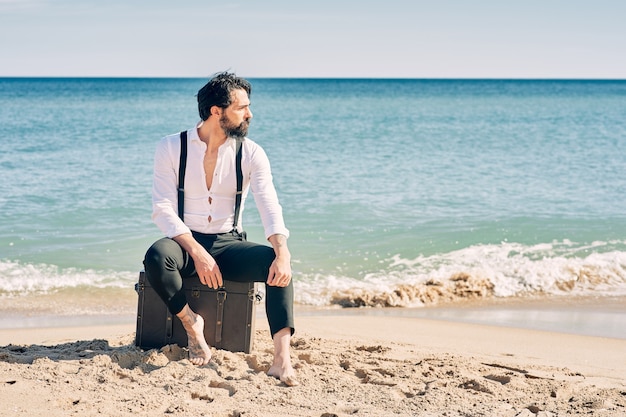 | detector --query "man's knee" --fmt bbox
[144,238,180,270]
